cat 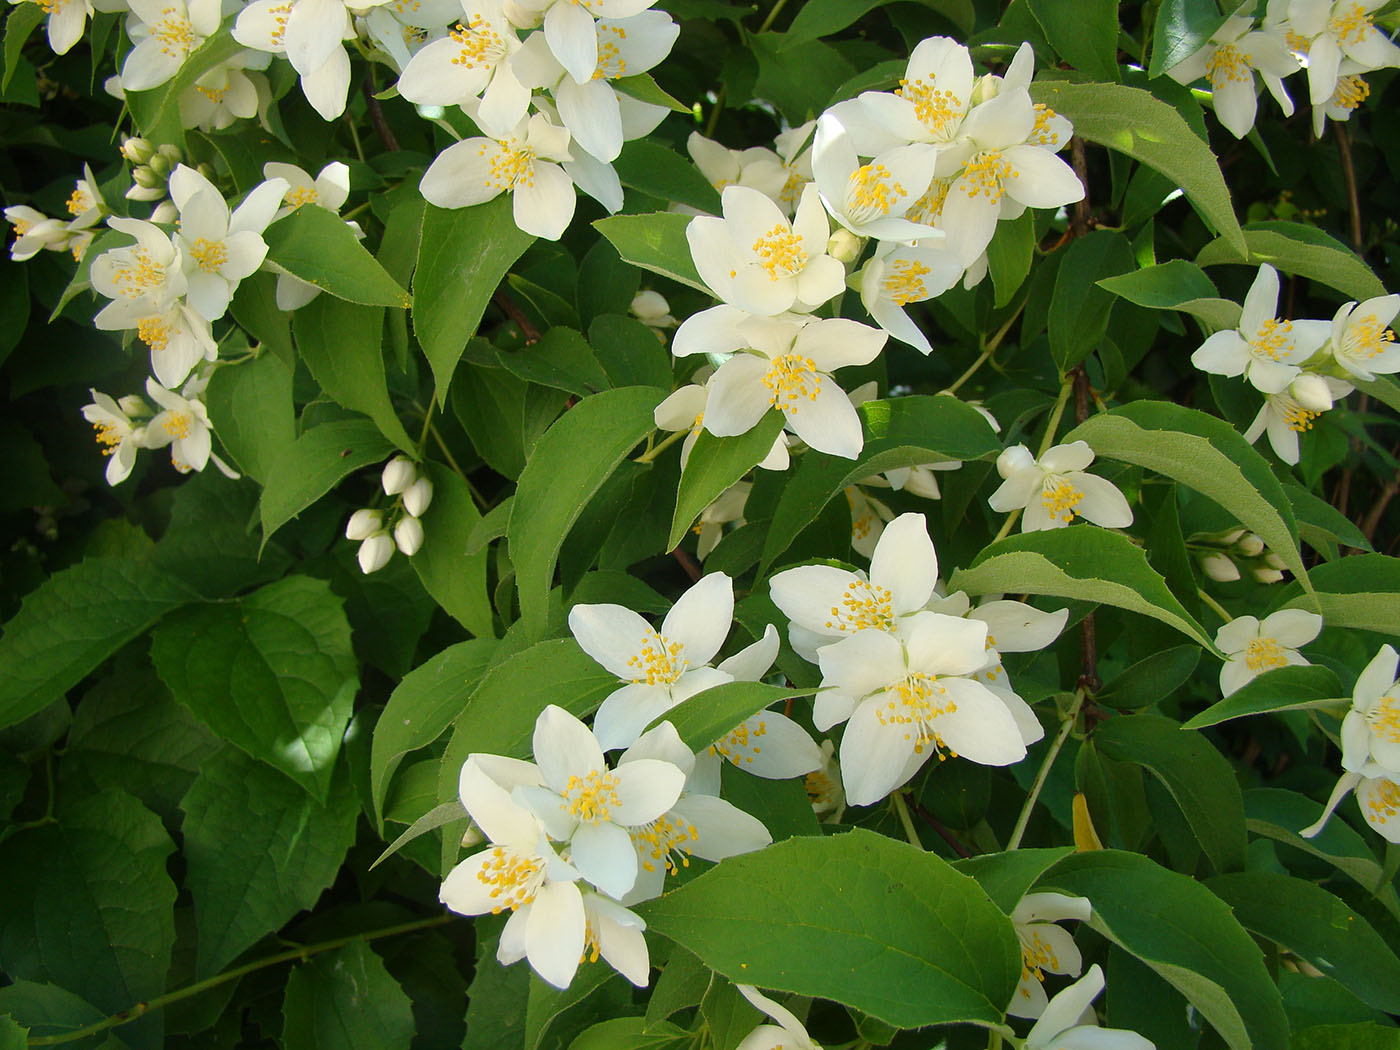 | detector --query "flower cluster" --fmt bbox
[346,456,435,573]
